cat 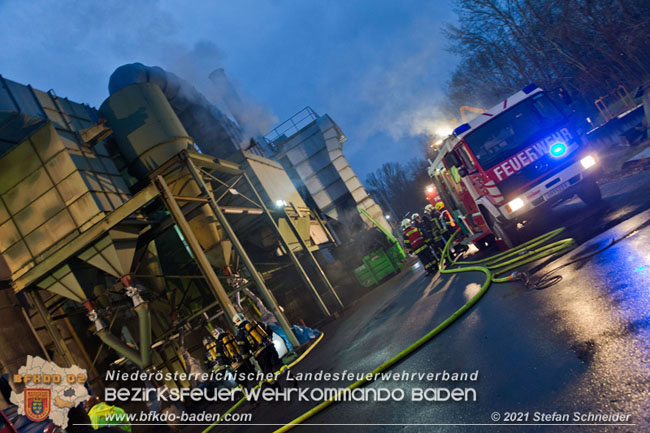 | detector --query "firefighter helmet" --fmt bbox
[202,337,212,347]
[424,204,434,213]
[232,313,246,327]
[212,327,225,339]
[401,218,412,229]
[411,212,420,220]
[435,202,445,210]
